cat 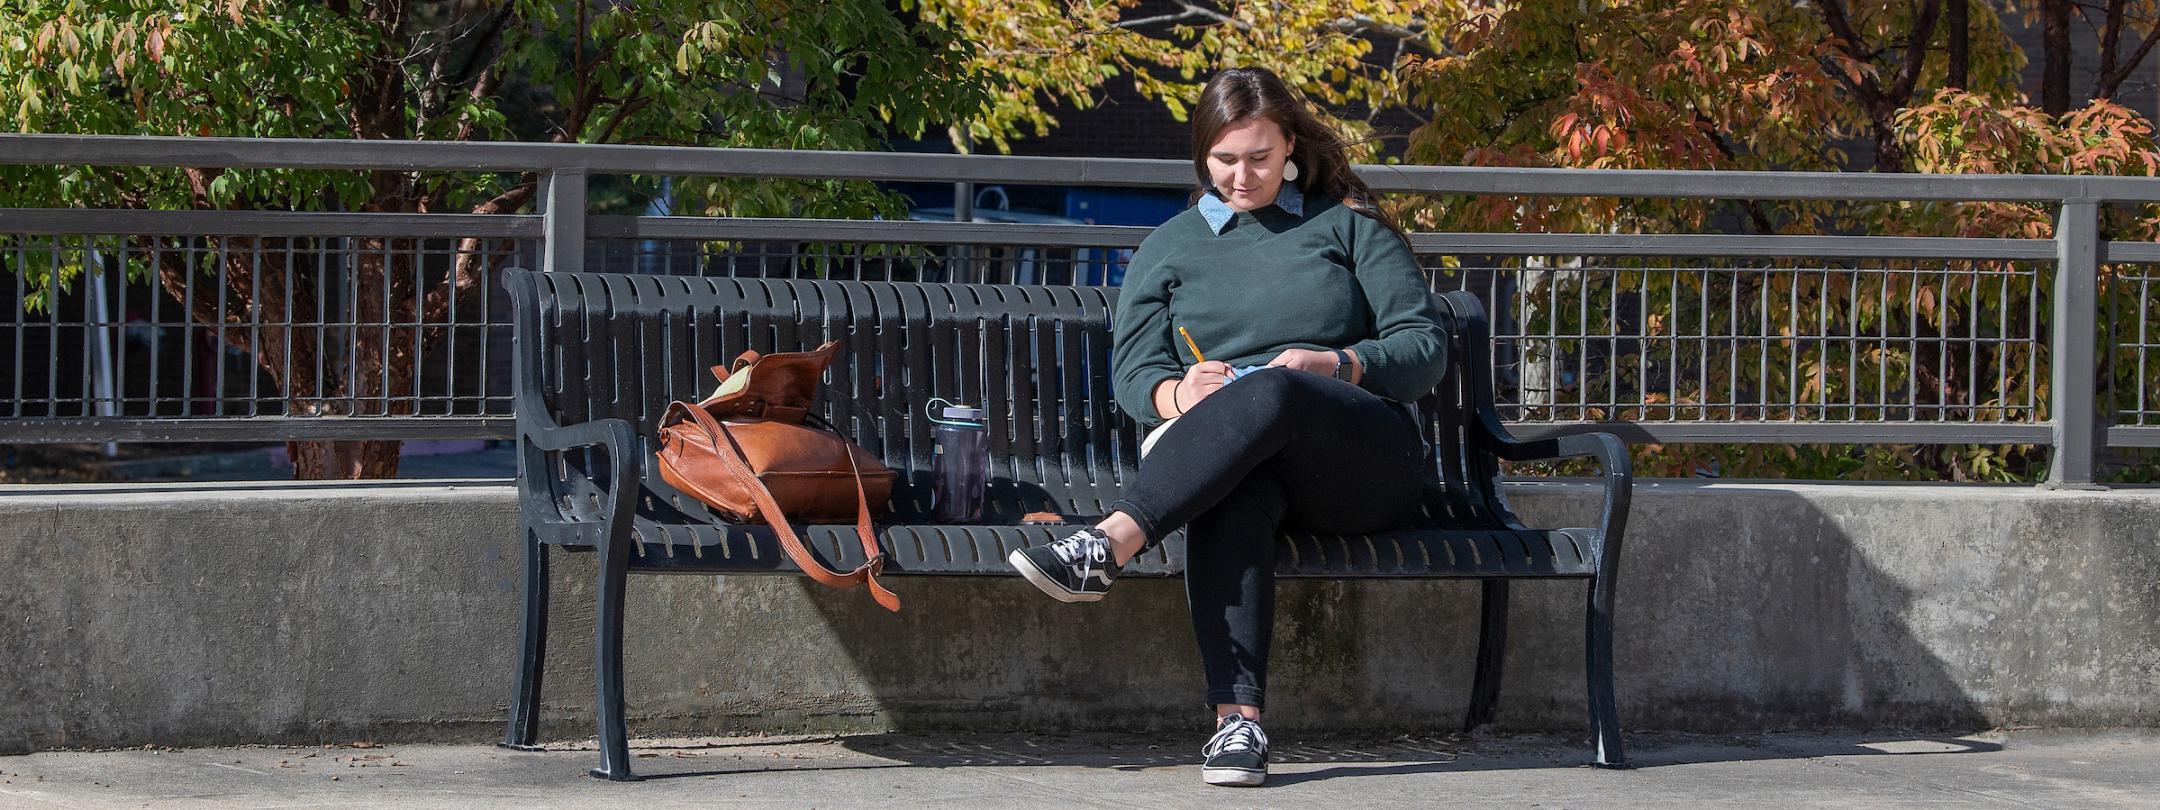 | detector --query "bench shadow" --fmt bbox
[607,729,2004,783]
[1262,731,2009,786]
